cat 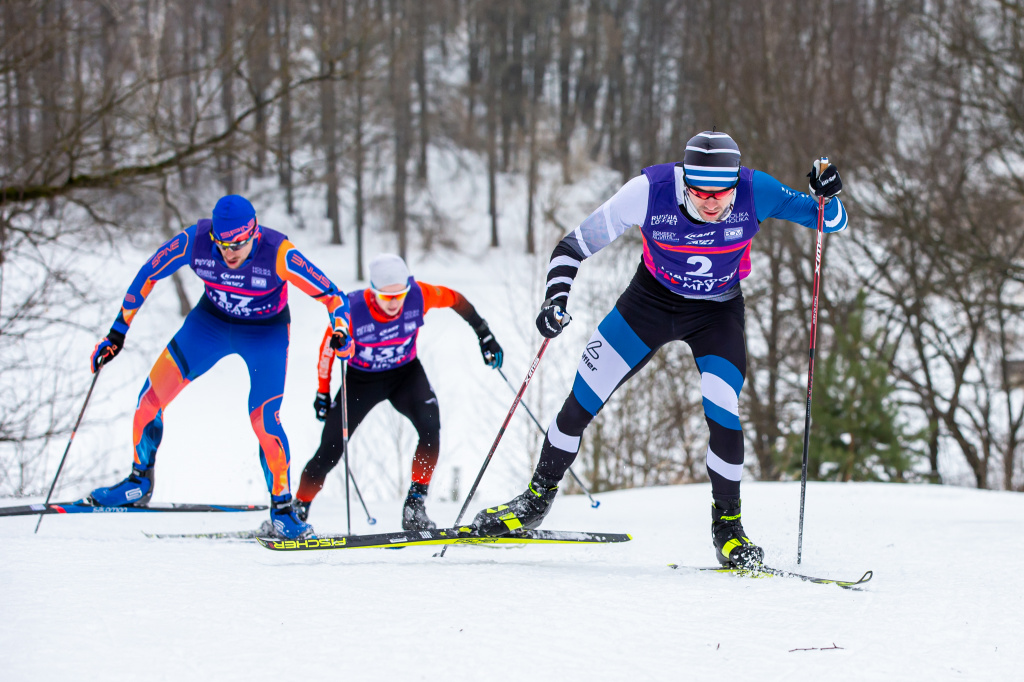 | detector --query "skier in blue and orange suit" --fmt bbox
[87,195,353,539]
[294,253,504,530]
